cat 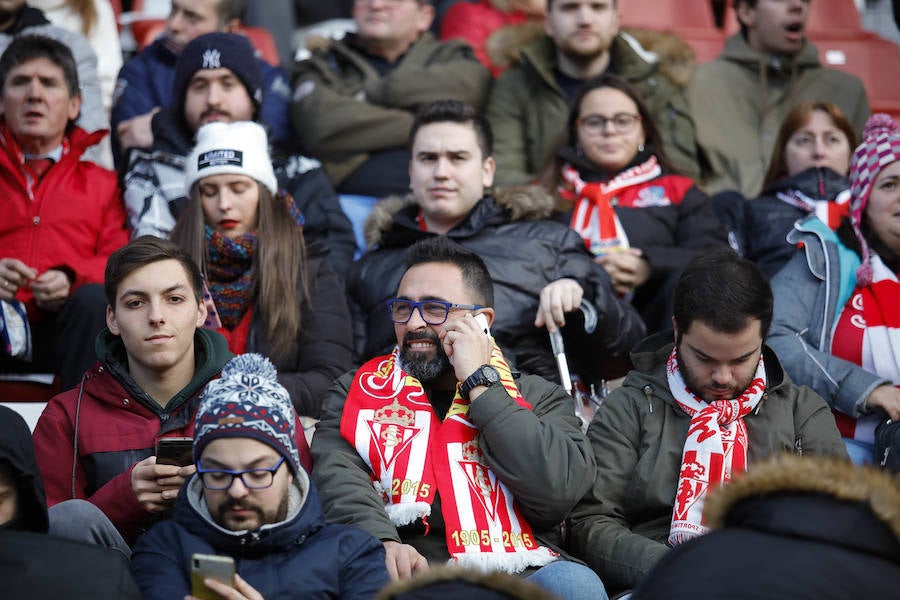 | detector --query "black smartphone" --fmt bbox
[155,437,194,467]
